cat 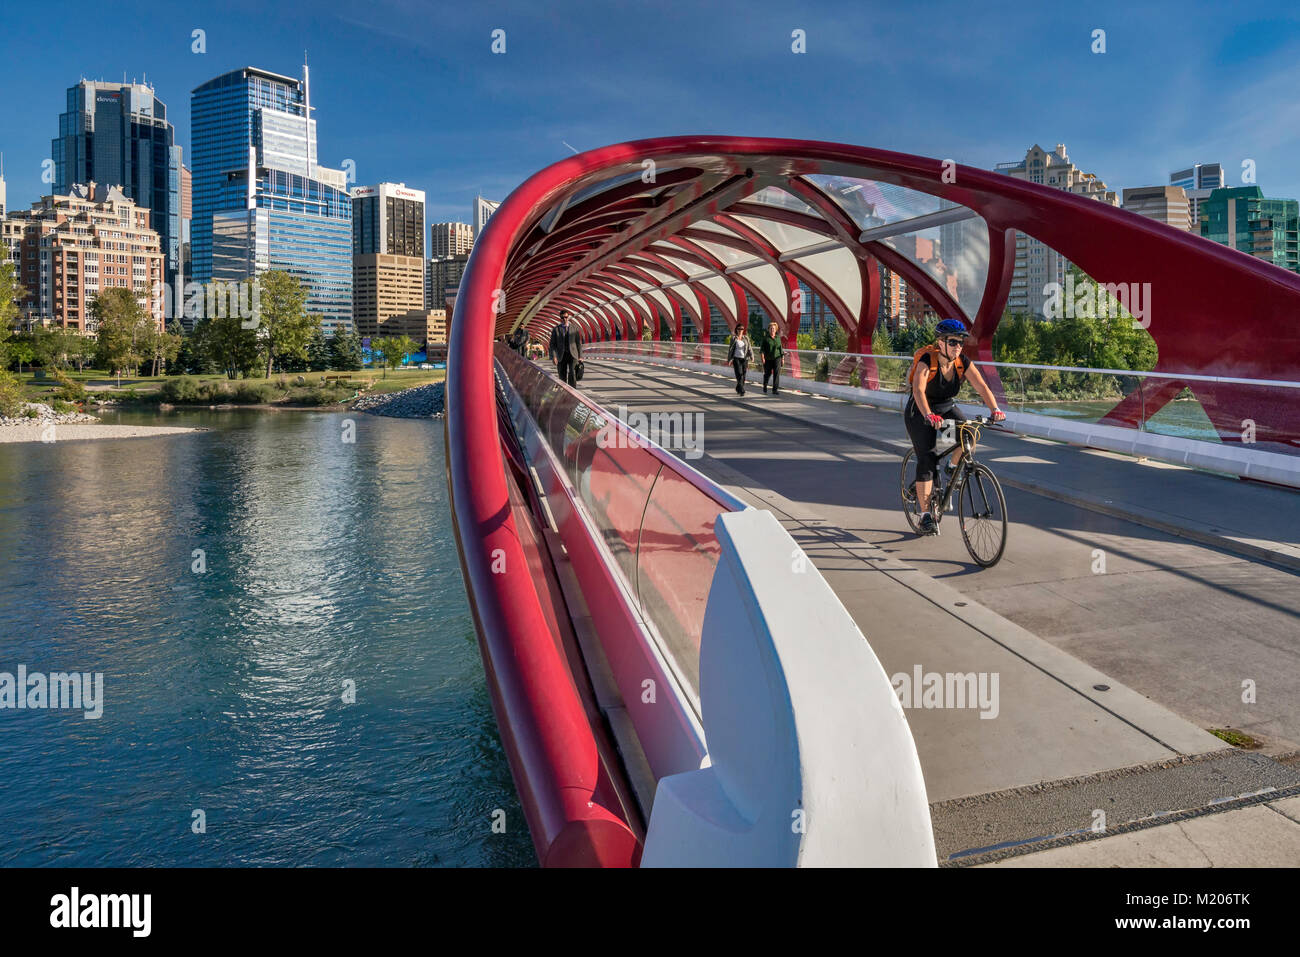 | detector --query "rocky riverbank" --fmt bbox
[352,382,445,418]
[0,401,99,428]
[0,402,199,444]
